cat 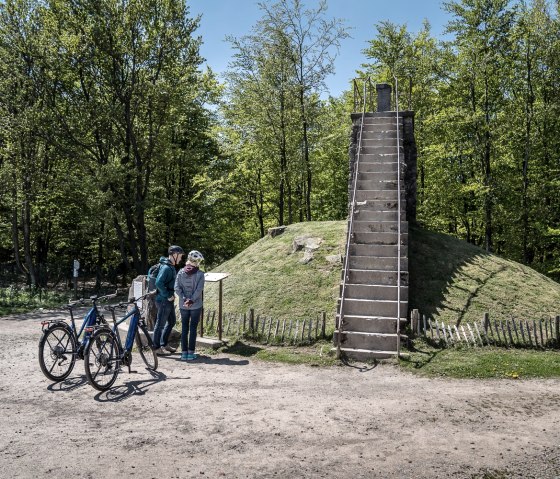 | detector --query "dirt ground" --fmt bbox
[1,310,560,479]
